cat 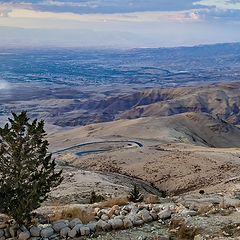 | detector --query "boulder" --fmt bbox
[101,214,109,221]
[0,230,4,238]
[18,231,31,240]
[68,229,77,238]
[150,210,158,220]
[86,222,97,232]
[158,210,171,220]
[96,220,111,231]
[40,227,54,238]
[108,219,123,230]
[60,227,71,238]
[69,218,82,229]
[128,214,144,226]
[137,209,153,222]
[72,223,84,232]
[30,226,41,237]
[52,220,67,232]
[181,209,197,216]
[123,218,133,228]
[80,226,90,236]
